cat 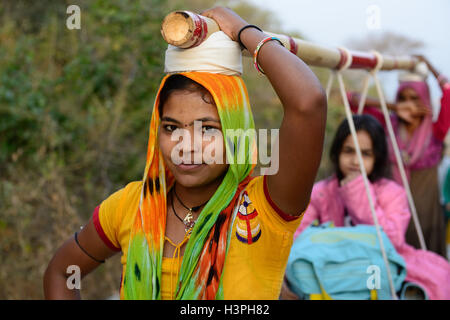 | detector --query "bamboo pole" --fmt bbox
[161,11,418,71]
